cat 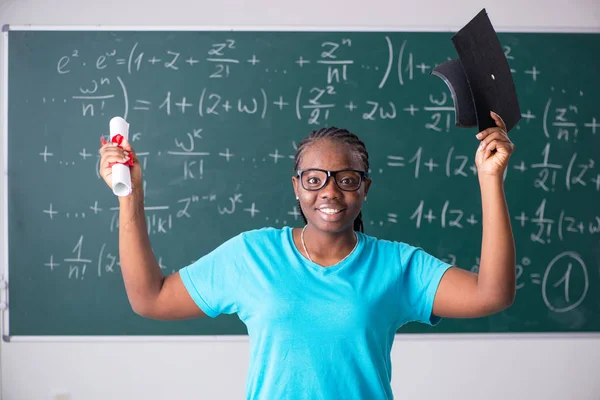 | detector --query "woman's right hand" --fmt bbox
[99,137,143,196]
